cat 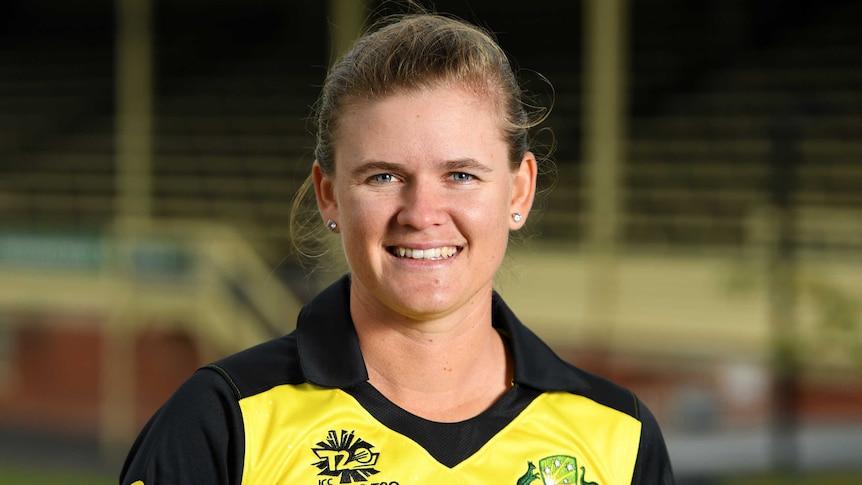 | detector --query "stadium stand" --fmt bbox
[0,3,115,229]
[628,0,862,250]
[3,1,861,256]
